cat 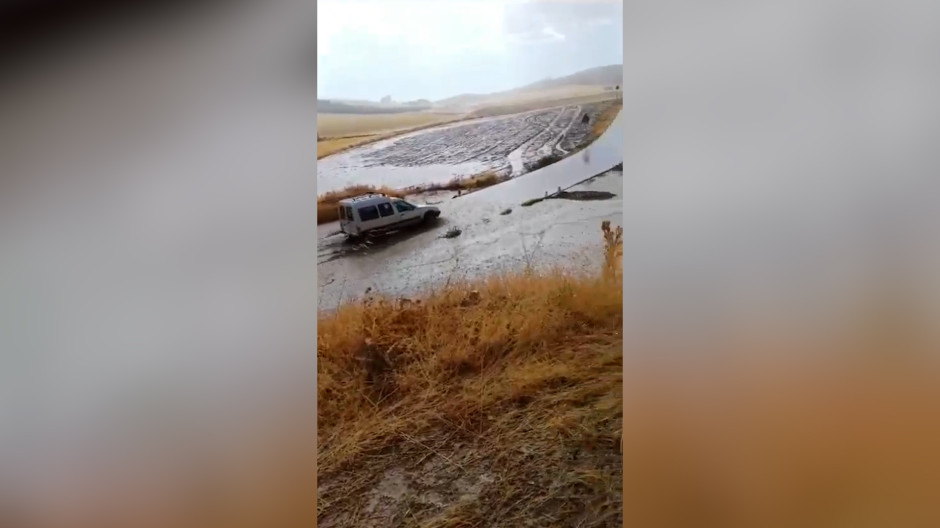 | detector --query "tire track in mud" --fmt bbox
[320,102,617,191]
